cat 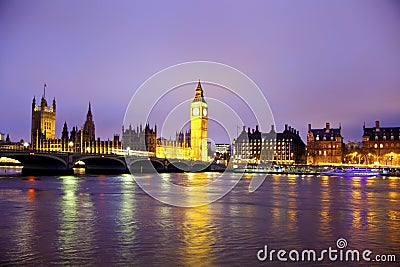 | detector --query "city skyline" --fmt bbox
[1,1,400,142]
